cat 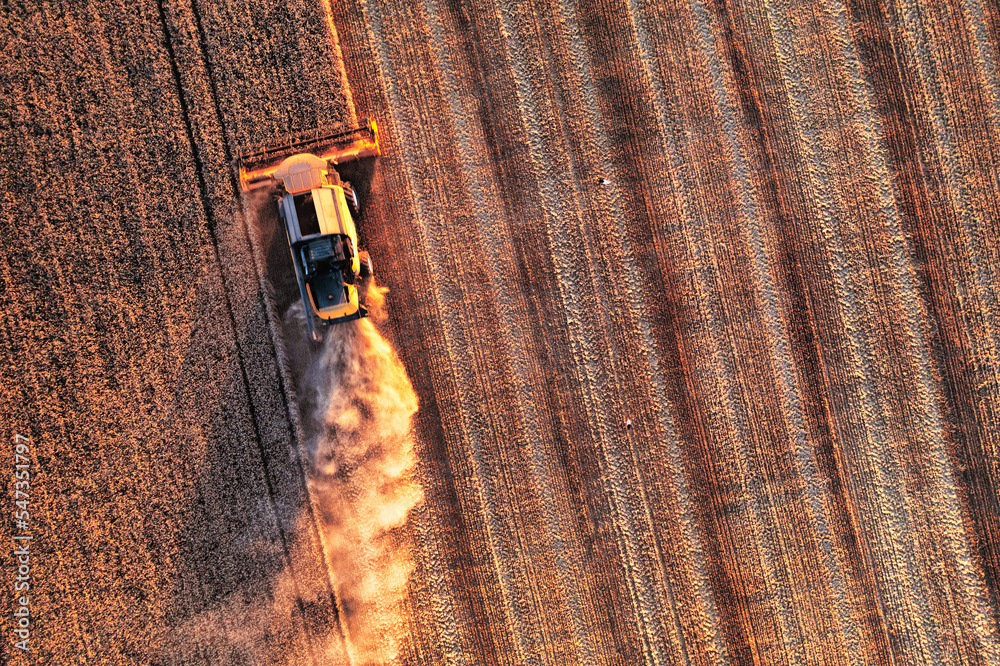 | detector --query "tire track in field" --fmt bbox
[764,2,944,659]
[887,0,1000,653]
[895,0,1000,373]
[826,1,1000,660]
[426,1,675,661]
[765,0,999,662]
[537,0,730,660]
[435,0,663,659]
[684,1,861,660]
[832,3,1000,660]
[710,2,904,662]
[494,0,735,662]
[614,0,812,660]
[361,3,563,661]
[958,0,1000,139]
[846,0,1000,633]
[704,0,992,660]
[572,1,776,660]
[894,0,1000,602]
[418,1,600,661]
[659,2,870,660]
[494,2,685,661]
[364,0,668,656]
